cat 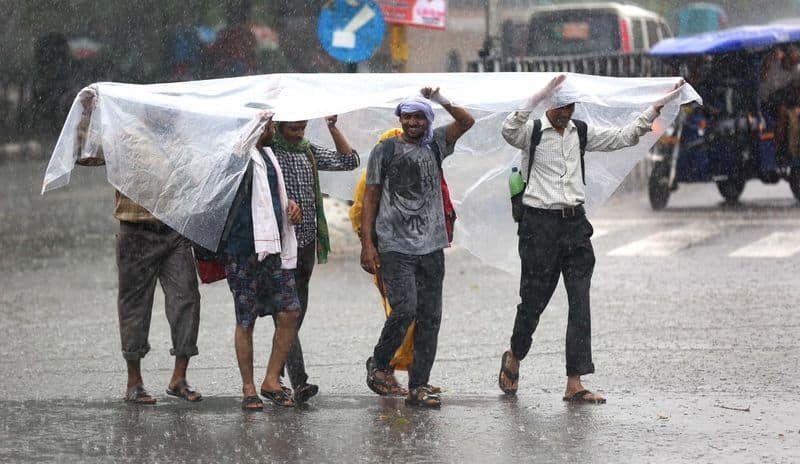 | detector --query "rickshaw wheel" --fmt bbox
[716,177,745,203]
[648,162,670,210]
[790,168,800,202]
